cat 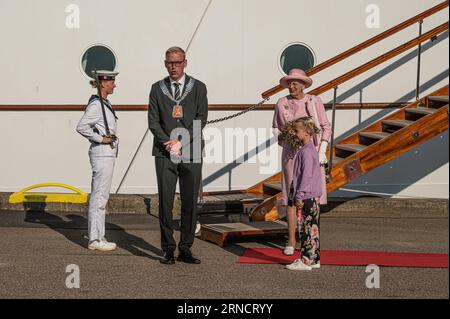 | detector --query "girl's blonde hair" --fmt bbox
[294,116,321,135]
